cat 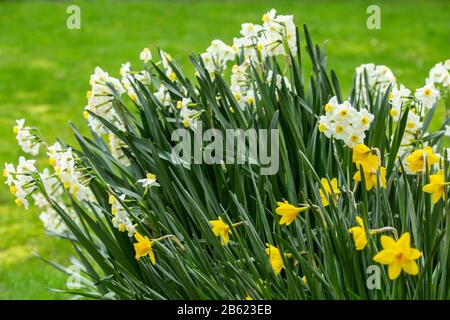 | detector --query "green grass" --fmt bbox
[0,0,448,299]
